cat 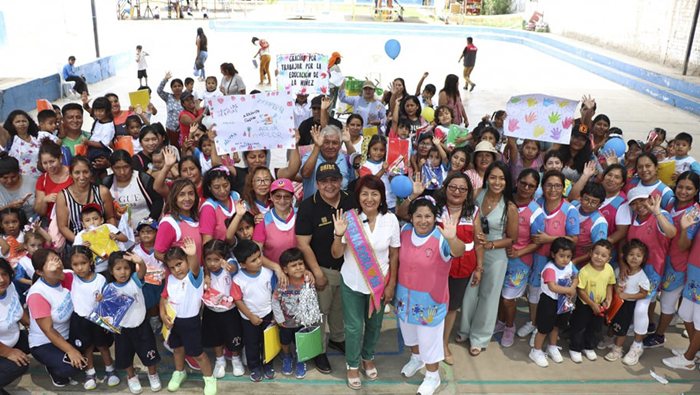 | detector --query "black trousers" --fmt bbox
[569,298,604,352]
[66,76,88,95]
[240,312,273,370]
[0,330,29,389]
